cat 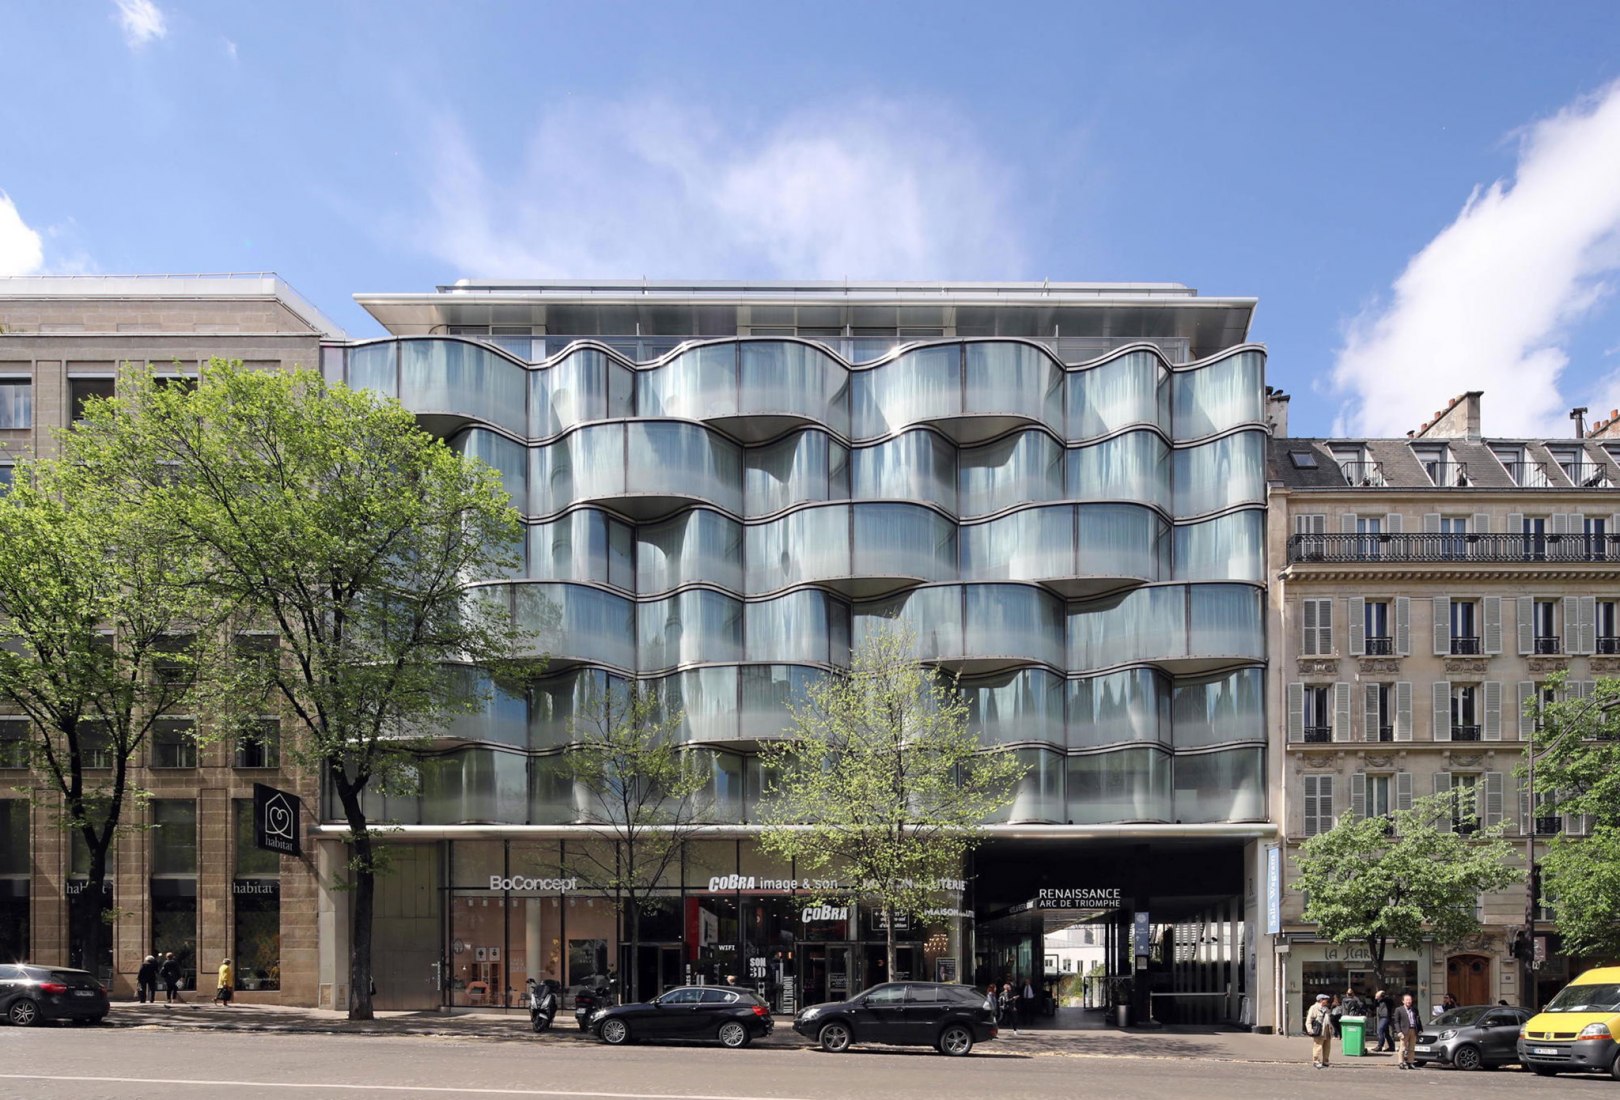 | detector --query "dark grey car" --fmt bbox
[1414,1004,1532,1070]
[0,964,110,1026]
[792,982,998,1056]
